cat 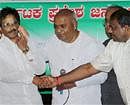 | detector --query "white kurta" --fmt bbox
[0,36,45,105]
[91,39,130,105]
[43,31,107,105]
